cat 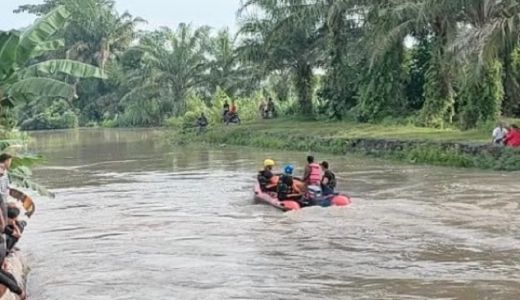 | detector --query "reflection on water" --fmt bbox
[18,128,520,300]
